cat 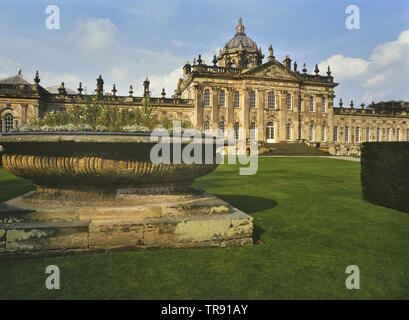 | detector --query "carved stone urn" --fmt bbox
[0,133,218,202]
[0,132,253,256]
